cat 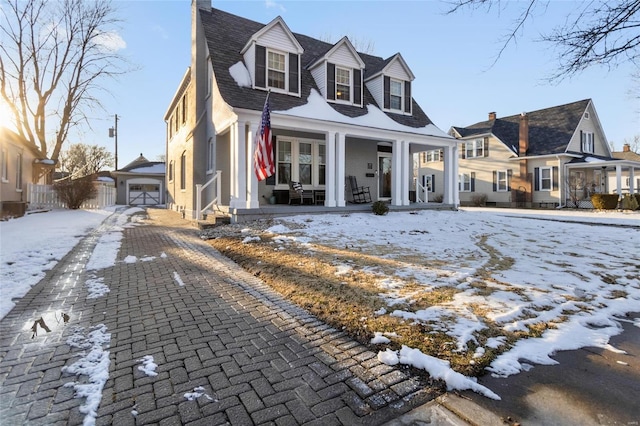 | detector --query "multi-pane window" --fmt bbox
[1,148,7,181]
[496,170,508,191]
[539,167,552,191]
[181,93,187,125]
[180,152,186,190]
[459,173,472,192]
[464,139,485,158]
[422,175,433,192]
[390,79,402,110]
[15,153,22,191]
[424,149,441,163]
[168,161,174,182]
[267,51,285,90]
[336,67,350,101]
[276,138,325,186]
[581,132,594,153]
